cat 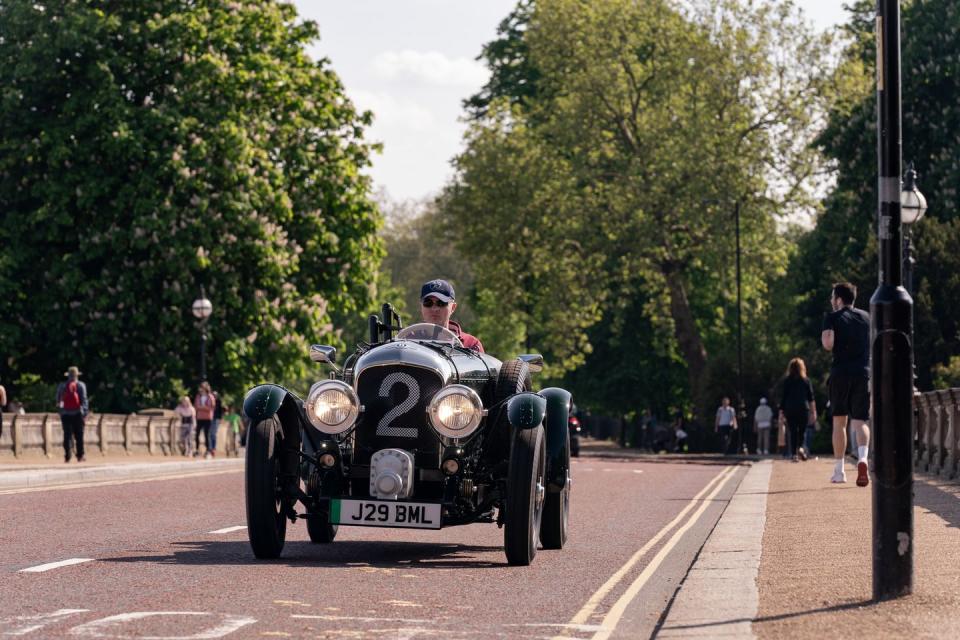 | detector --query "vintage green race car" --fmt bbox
[242,303,572,565]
